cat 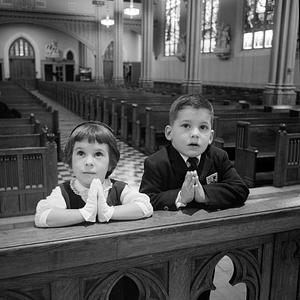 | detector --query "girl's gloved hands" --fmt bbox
[79,178,98,222]
[96,179,114,222]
